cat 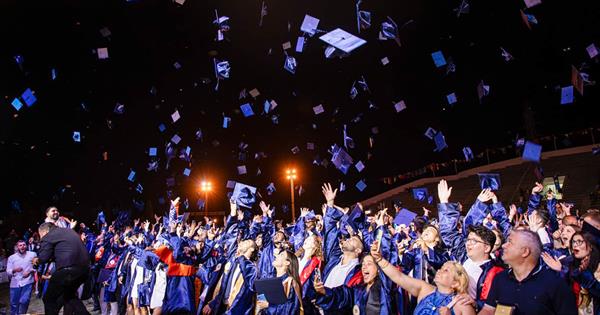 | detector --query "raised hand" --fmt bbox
[541,252,562,272]
[154,214,161,223]
[229,198,237,217]
[477,189,494,203]
[437,179,452,203]
[532,182,544,195]
[300,207,309,217]
[259,201,272,217]
[370,241,383,261]
[69,219,78,230]
[509,204,518,220]
[321,183,337,206]
[422,207,431,217]
[171,197,181,209]
[560,202,573,216]
[313,280,326,295]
